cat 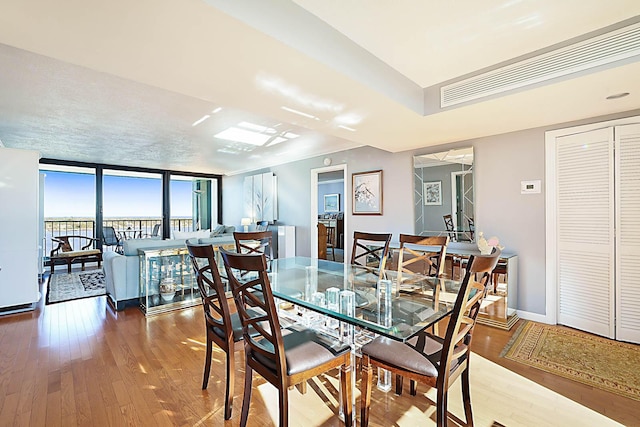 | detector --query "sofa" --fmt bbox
[103,227,236,310]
